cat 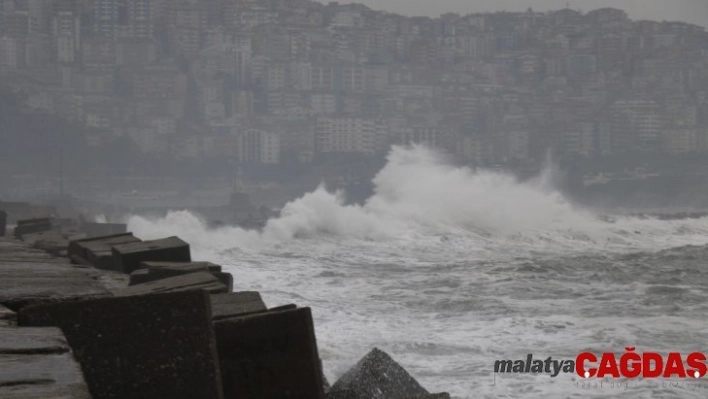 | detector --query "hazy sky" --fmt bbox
[325,0,708,28]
